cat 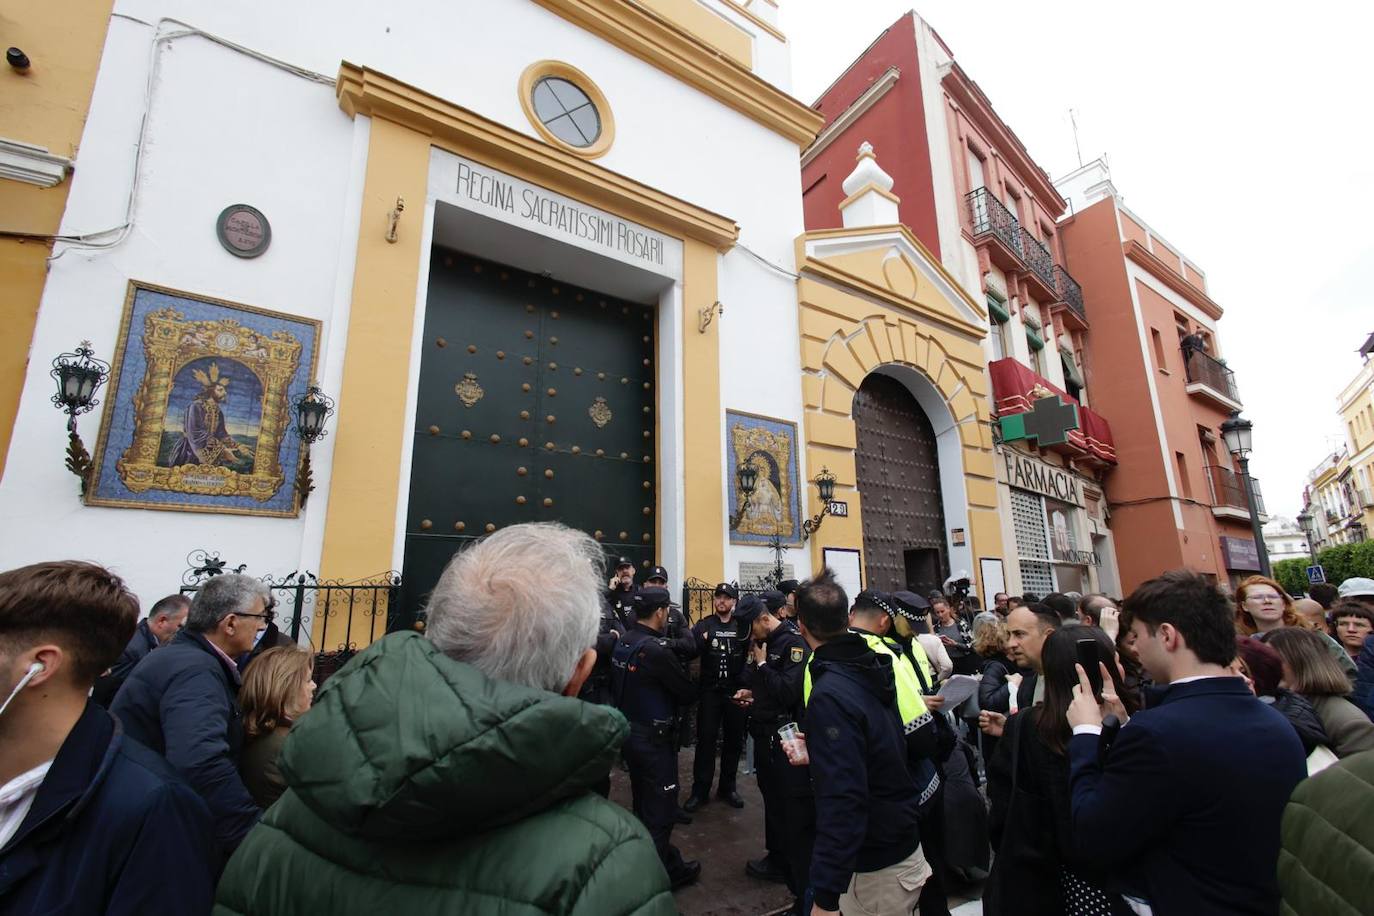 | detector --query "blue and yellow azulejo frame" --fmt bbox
[86,281,321,517]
